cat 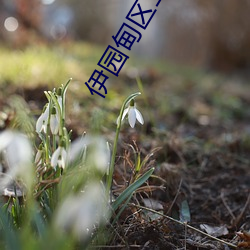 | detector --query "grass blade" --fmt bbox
[112,167,154,211]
